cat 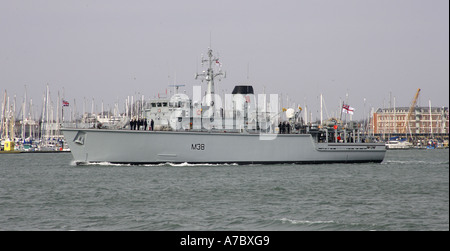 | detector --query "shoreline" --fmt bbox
[0,150,71,154]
